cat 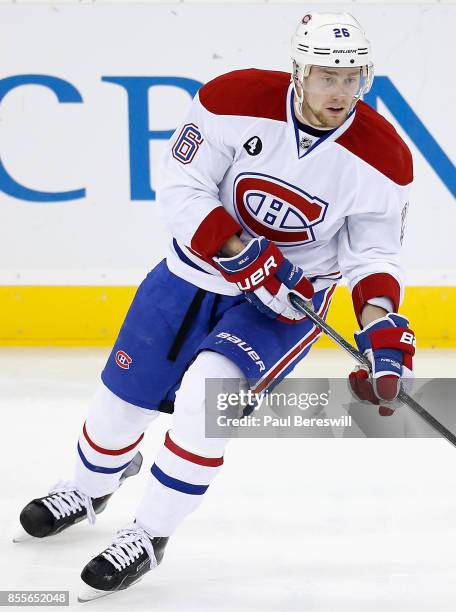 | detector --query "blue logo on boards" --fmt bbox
[0,75,454,202]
